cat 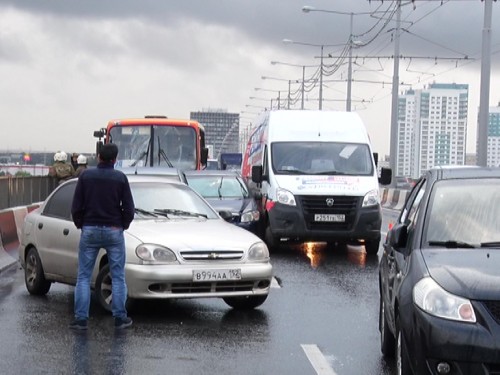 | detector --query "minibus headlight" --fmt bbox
[276,188,296,206]
[362,189,380,207]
